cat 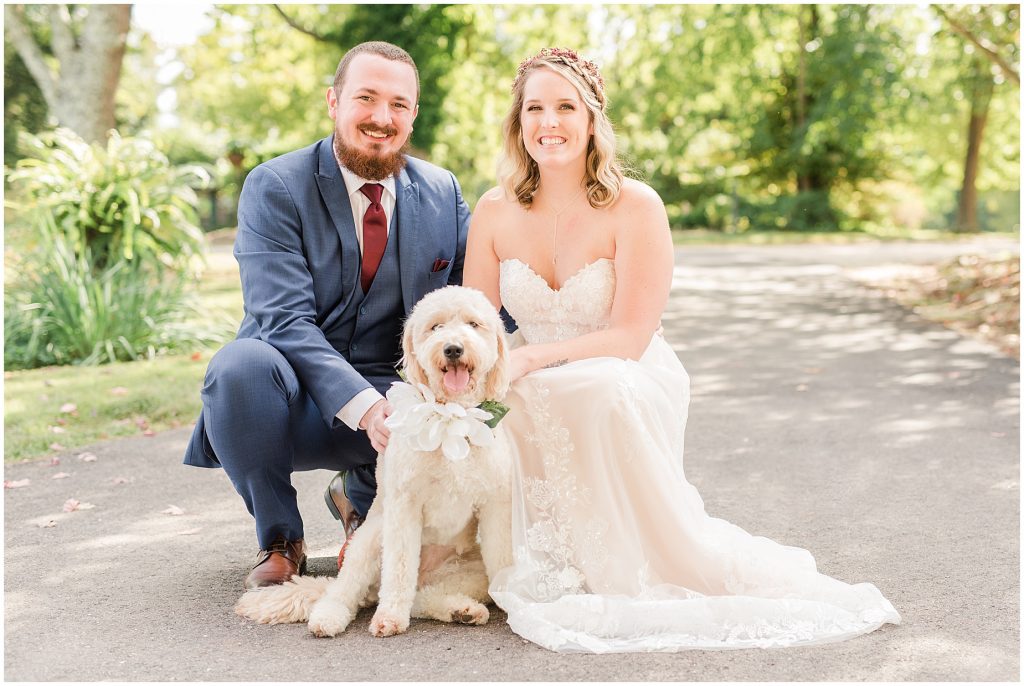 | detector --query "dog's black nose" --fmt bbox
[444,344,463,361]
